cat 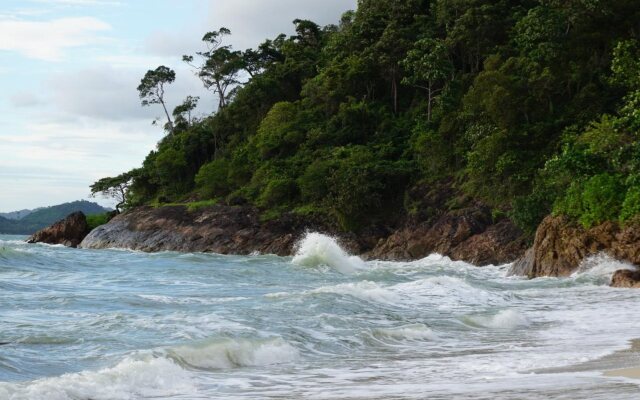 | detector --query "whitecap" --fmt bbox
[571,253,636,284]
[291,232,365,274]
[465,309,530,330]
[0,355,194,400]
[372,324,436,341]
